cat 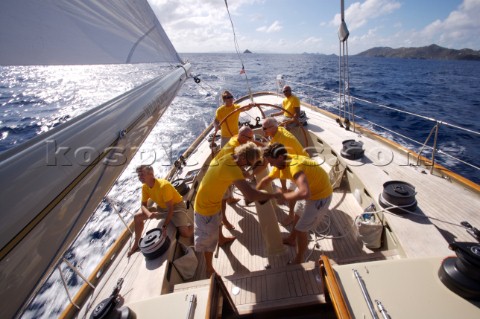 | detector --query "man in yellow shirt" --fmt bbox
[127,165,193,257]
[214,90,242,147]
[262,117,309,225]
[262,117,308,157]
[213,126,261,230]
[270,85,301,128]
[257,143,333,265]
[213,126,257,160]
[194,142,282,276]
